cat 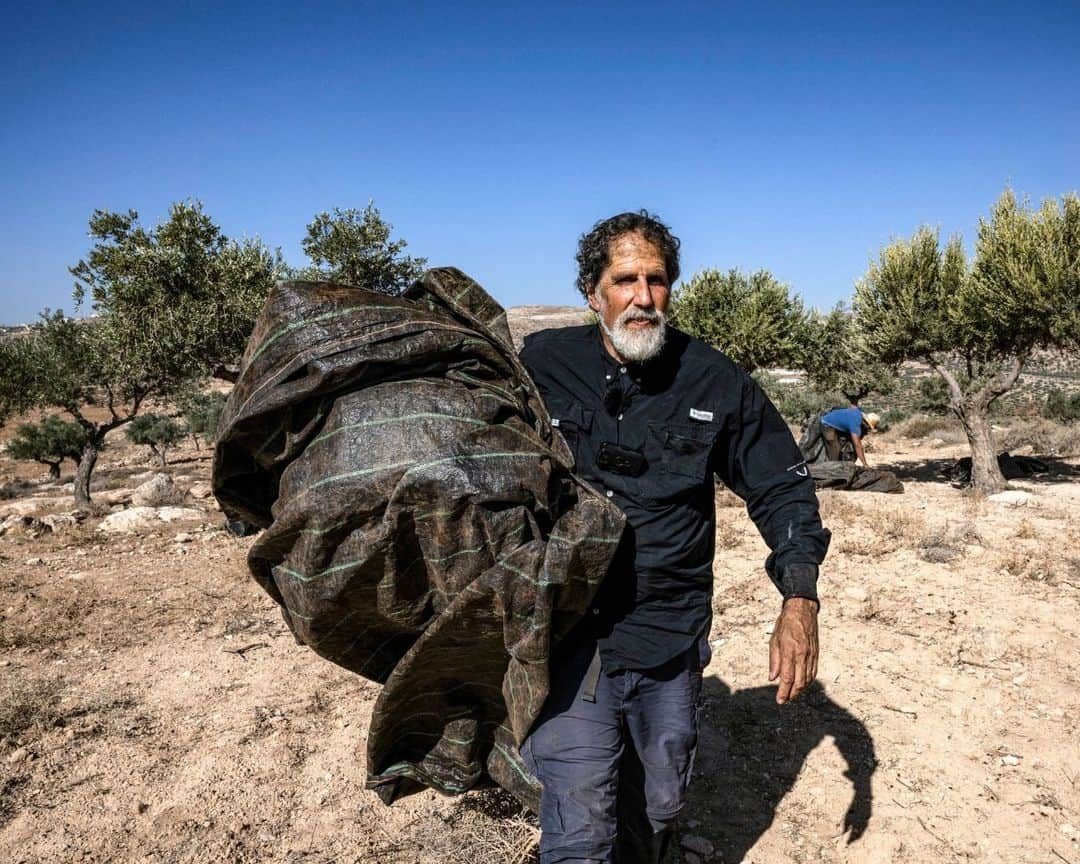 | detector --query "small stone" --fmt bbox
[7,747,29,765]
[24,557,44,566]
[174,532,194,544]
[137,801,150,814]
[681,835,715,856]
[1061,823,1075,836]
[1000,754,1020,766]
[844,585,868,601]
